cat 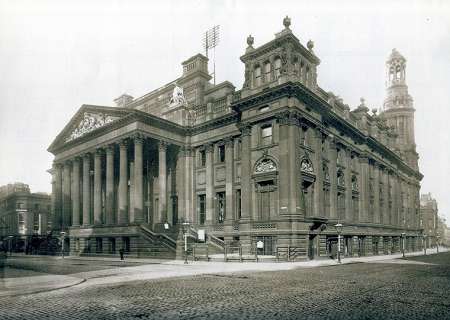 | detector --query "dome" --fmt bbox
[387,48,406,63]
